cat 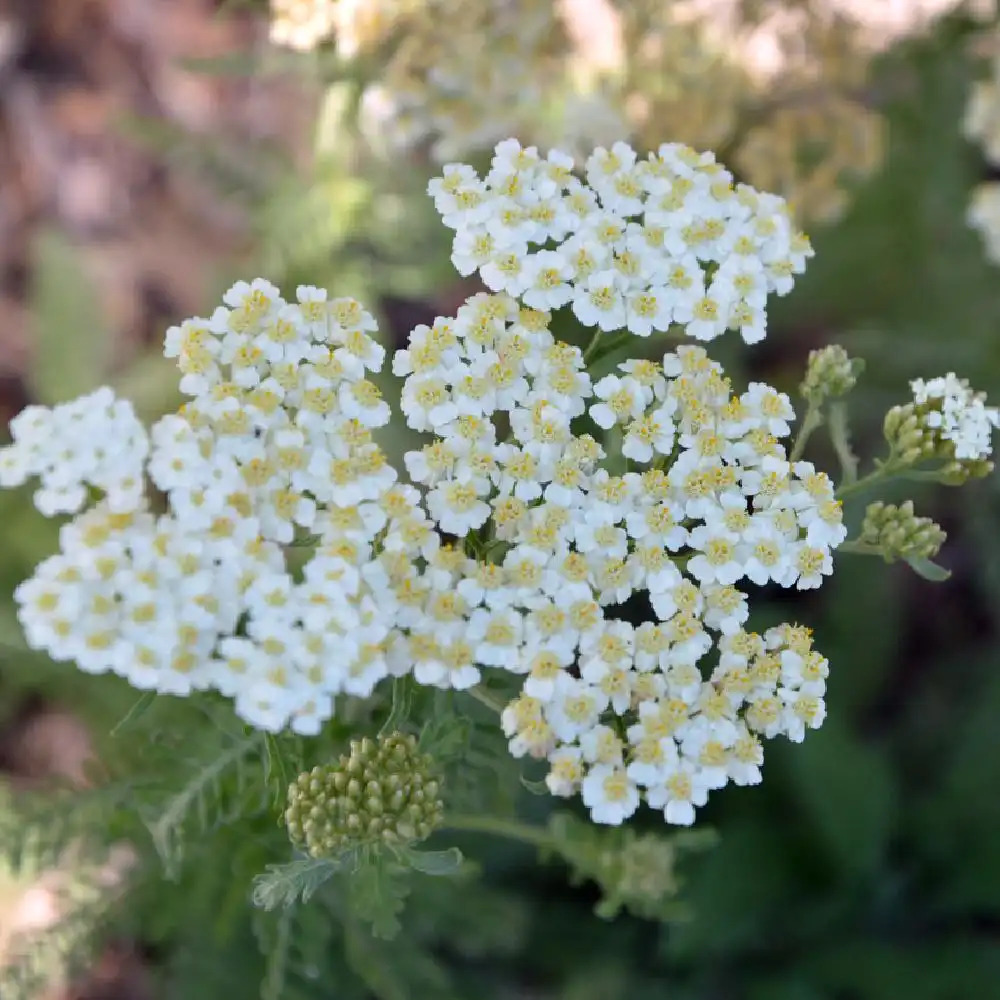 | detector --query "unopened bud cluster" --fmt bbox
[800,345,861,405]
[884,403,994,483]
[883,403,939,465]
[285,734,444,857]
[860,501,946,563]
[607,831,680,920]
